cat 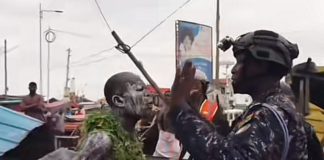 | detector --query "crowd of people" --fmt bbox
[10,29,324,160]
